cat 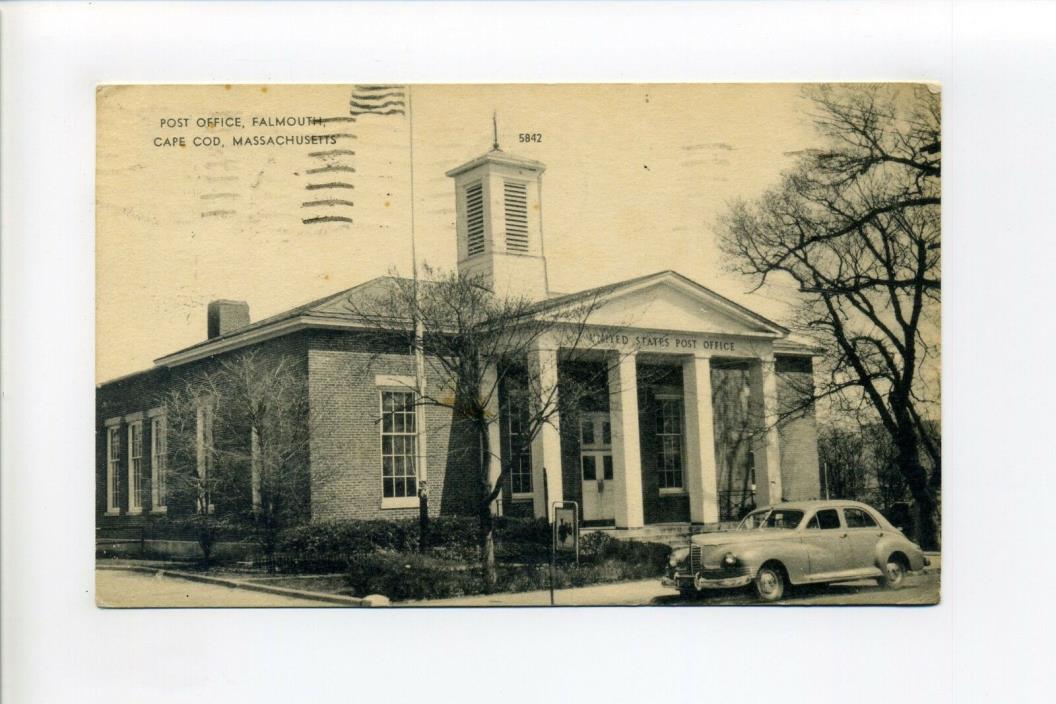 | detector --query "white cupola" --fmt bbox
[445,139,549,301]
